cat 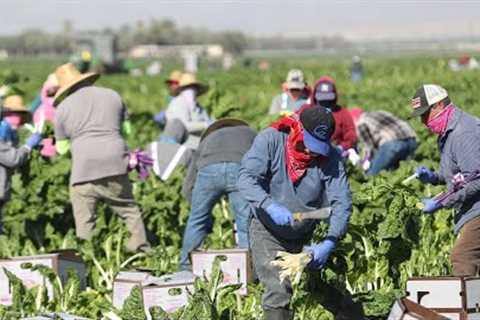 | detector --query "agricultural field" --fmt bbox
[0,55,479,319]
